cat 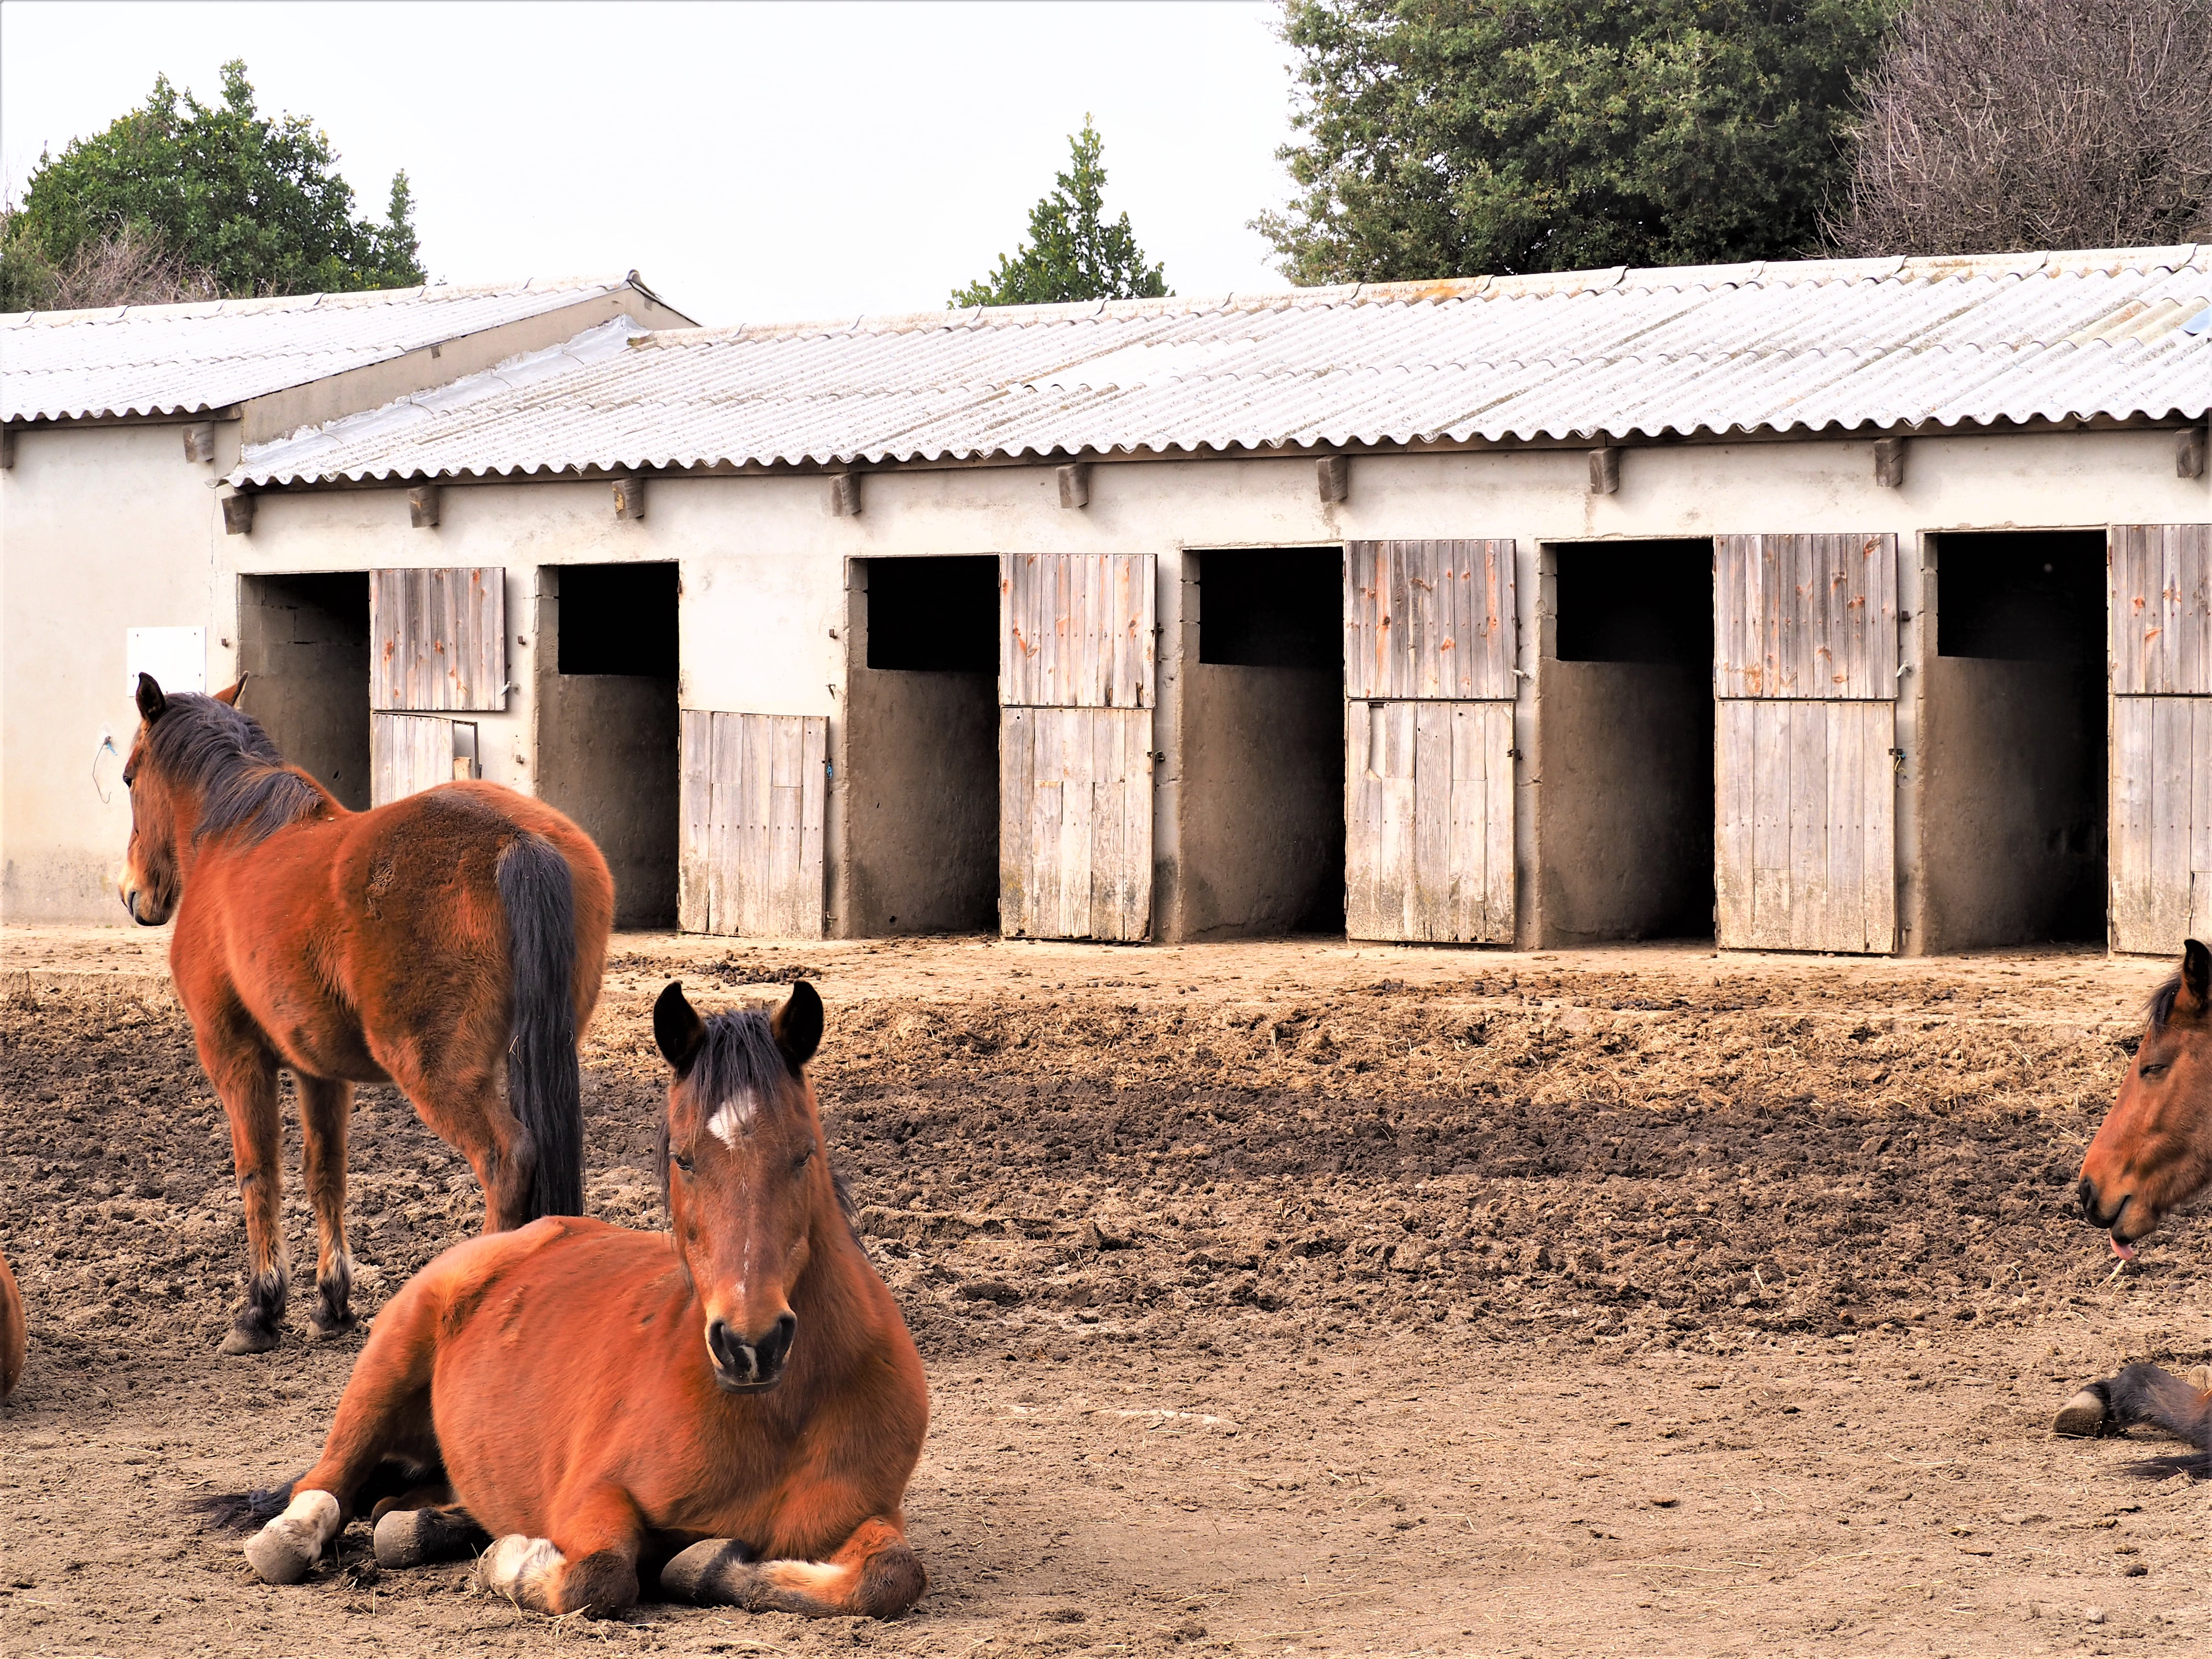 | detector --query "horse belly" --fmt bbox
[427,1228,699,1537]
